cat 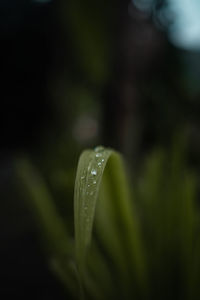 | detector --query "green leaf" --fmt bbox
[74,146,112,271]
[15,159,78,296]
[74,146,146,298]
